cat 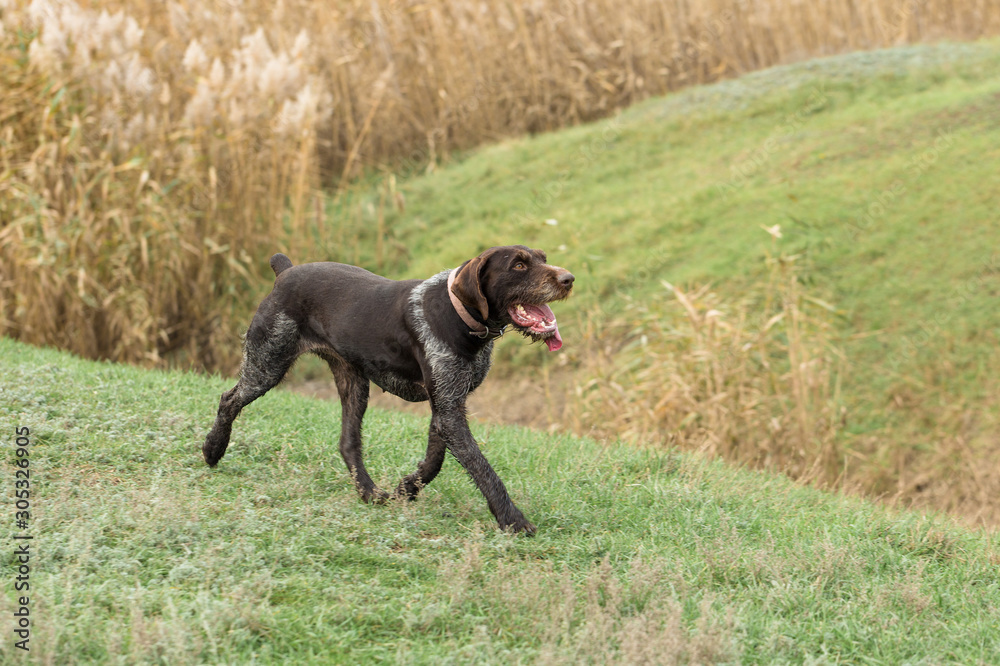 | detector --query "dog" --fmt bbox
[203,245,574,534]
